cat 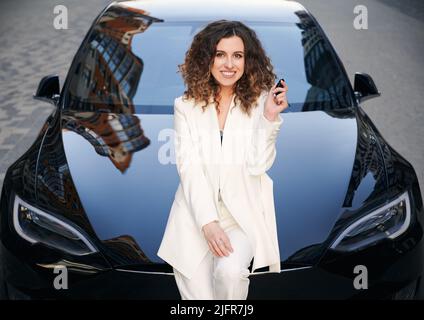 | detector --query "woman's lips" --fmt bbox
[221,71,236,78]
